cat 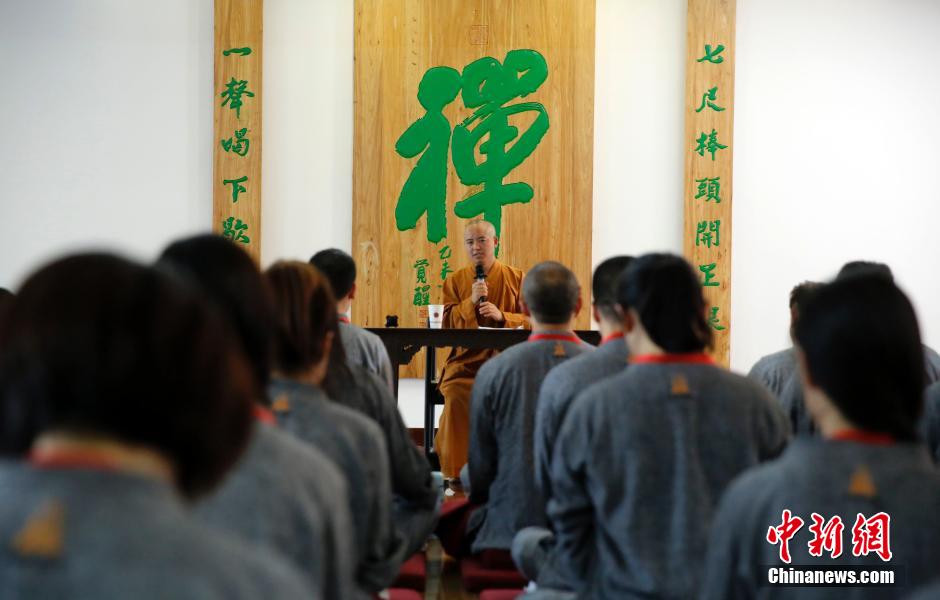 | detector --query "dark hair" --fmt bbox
[310,249,357,300]
[522,261,580,325]
[788,281,821,323]
[158,235,275,394]
[265,261,337,375]
[617,253,712,353]
[592,256,633,322]
[837,261,894,282]
[0,254,254,498]
[794,275,923,441]
[0,288,13,328]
